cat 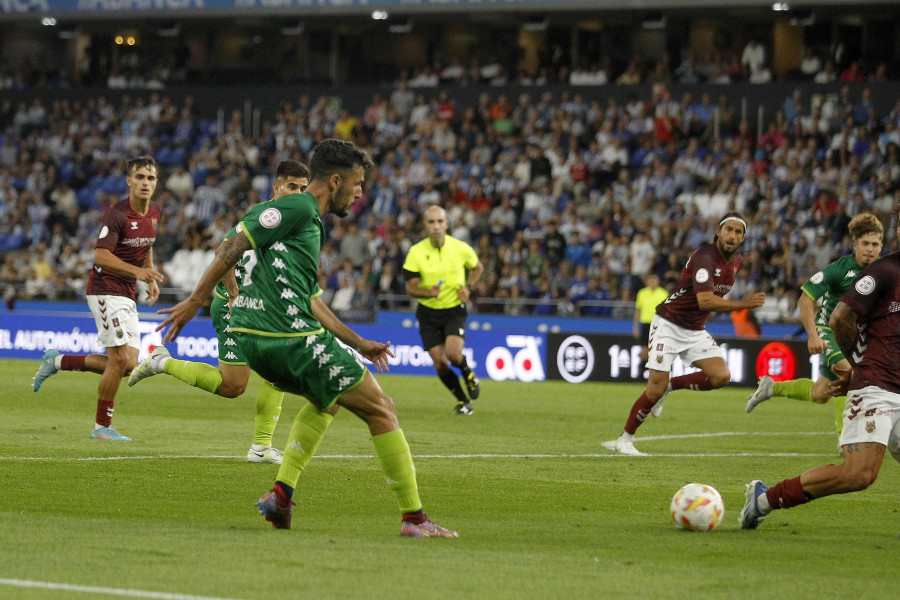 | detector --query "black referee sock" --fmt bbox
[452,356,472,379]
[437,367,468,403]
